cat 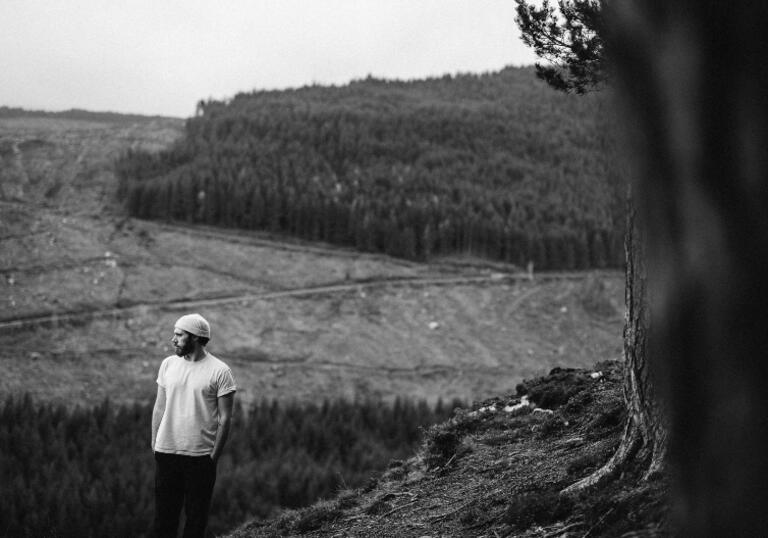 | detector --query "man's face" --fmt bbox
[171,328,195,357]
